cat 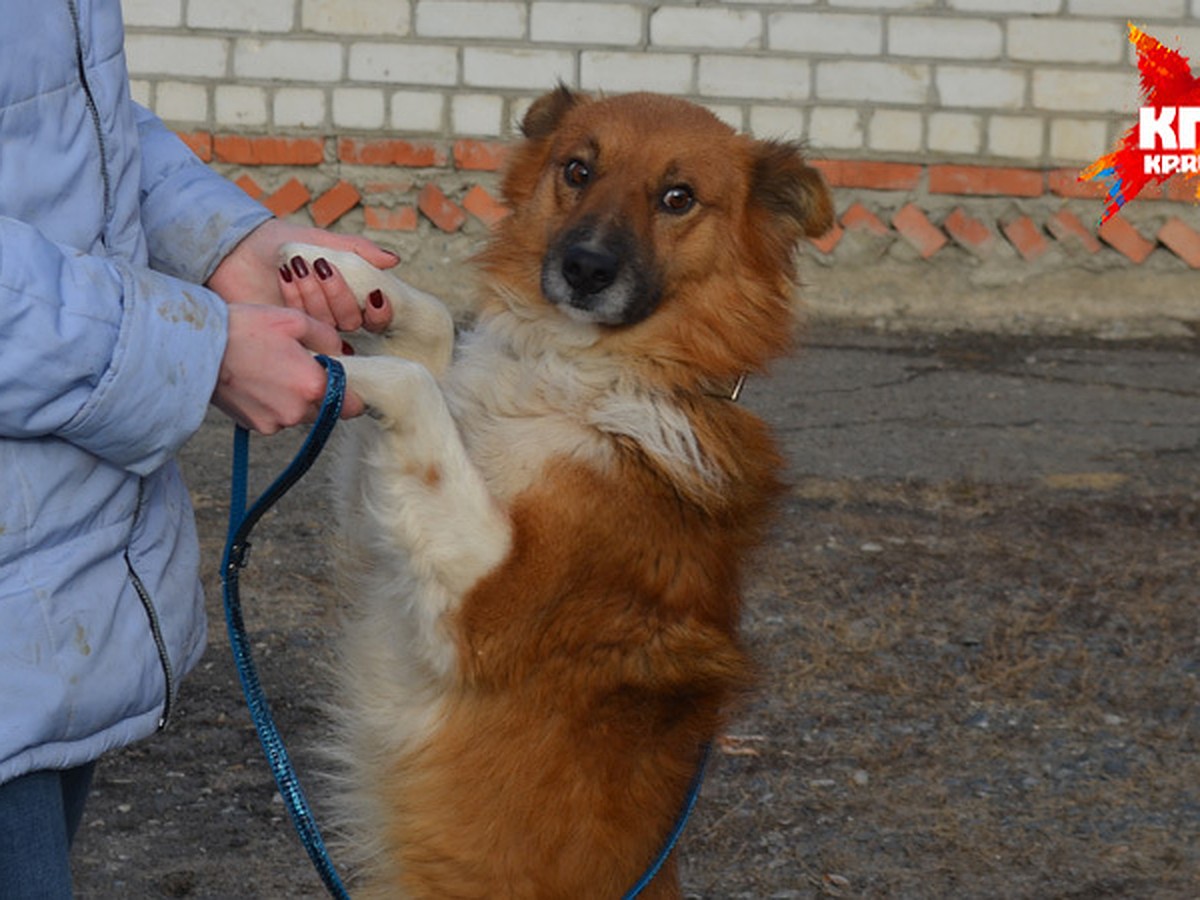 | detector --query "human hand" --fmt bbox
[206,218,397,331]
[211,304,364,434]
